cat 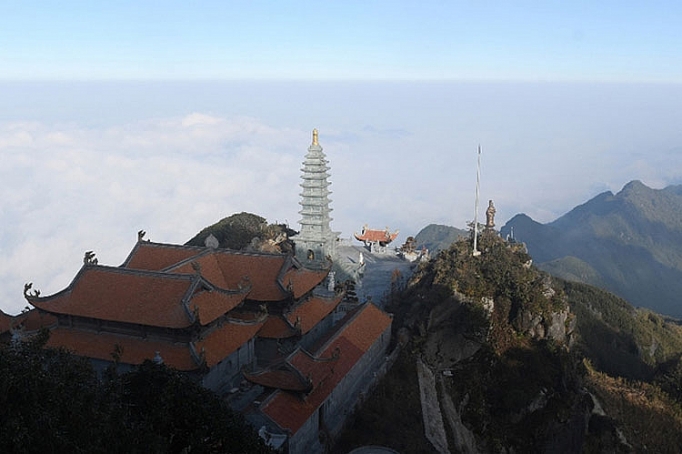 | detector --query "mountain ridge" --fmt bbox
[502,180,682,317]
[333,233,682,453]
